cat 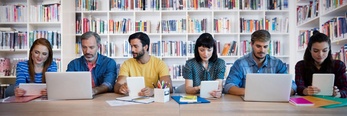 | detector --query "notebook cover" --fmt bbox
[171,96,210,104]
[289,97,314,106]
[2,95,41,103]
